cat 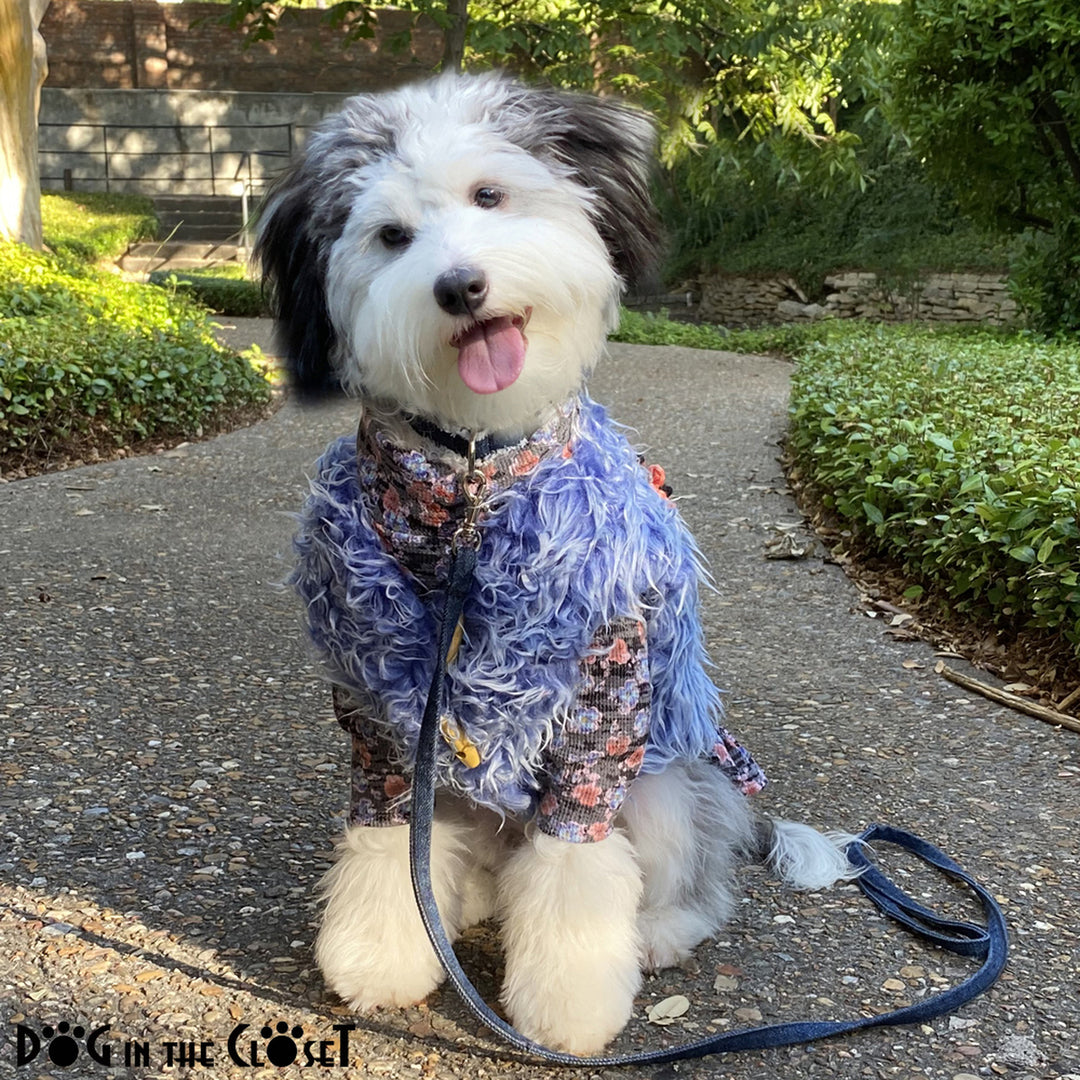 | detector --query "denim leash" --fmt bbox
[407,531,1009,1067]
